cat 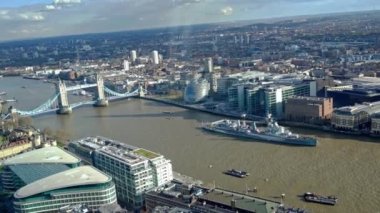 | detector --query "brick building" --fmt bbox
[285,96,333,123]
